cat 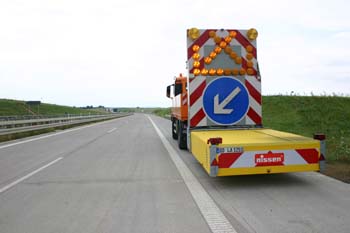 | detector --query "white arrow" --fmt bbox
[214,87,241,114]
